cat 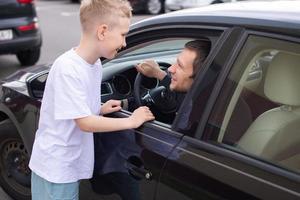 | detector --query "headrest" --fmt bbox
[264,52,300,106]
